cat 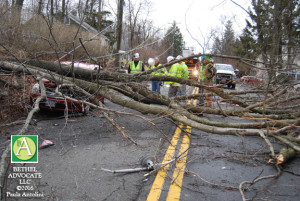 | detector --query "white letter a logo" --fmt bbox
[16,137,32,156]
